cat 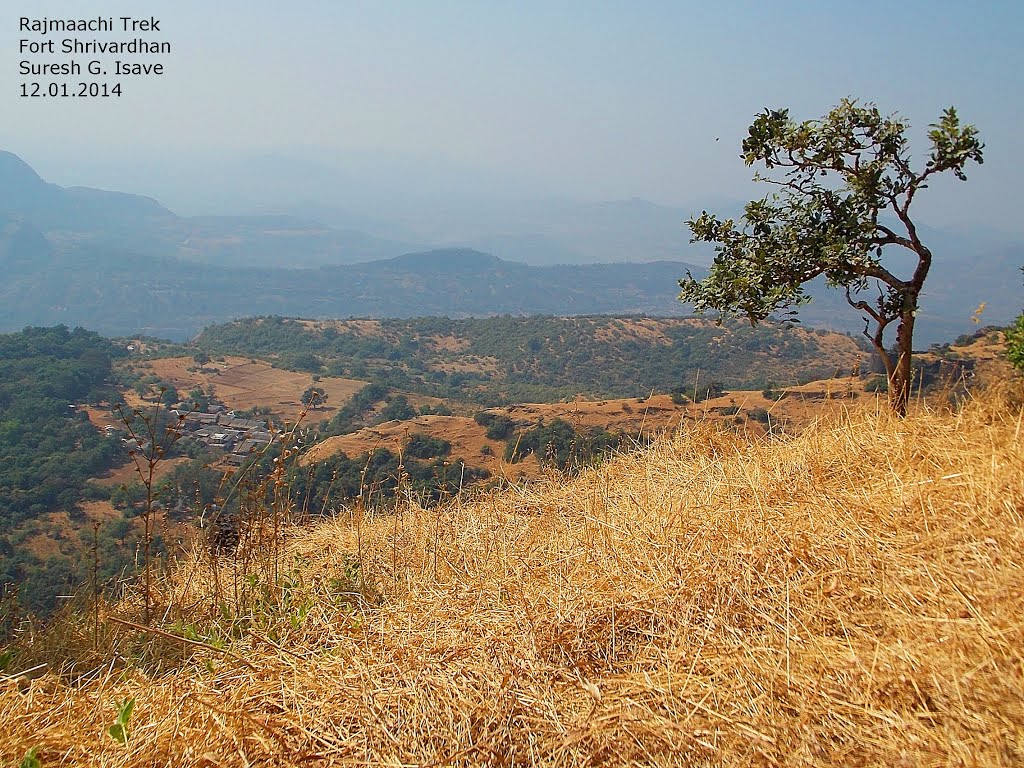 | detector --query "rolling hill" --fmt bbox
[0,237,701,339]
[197,315,869,402]
[0,150,418,269]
